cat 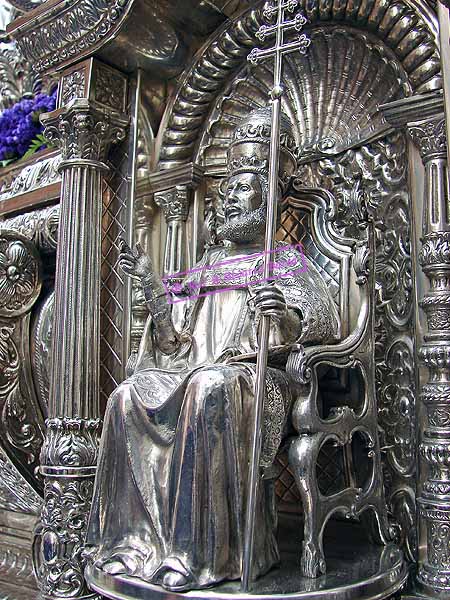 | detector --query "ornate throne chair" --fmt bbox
[273,183,393,578]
